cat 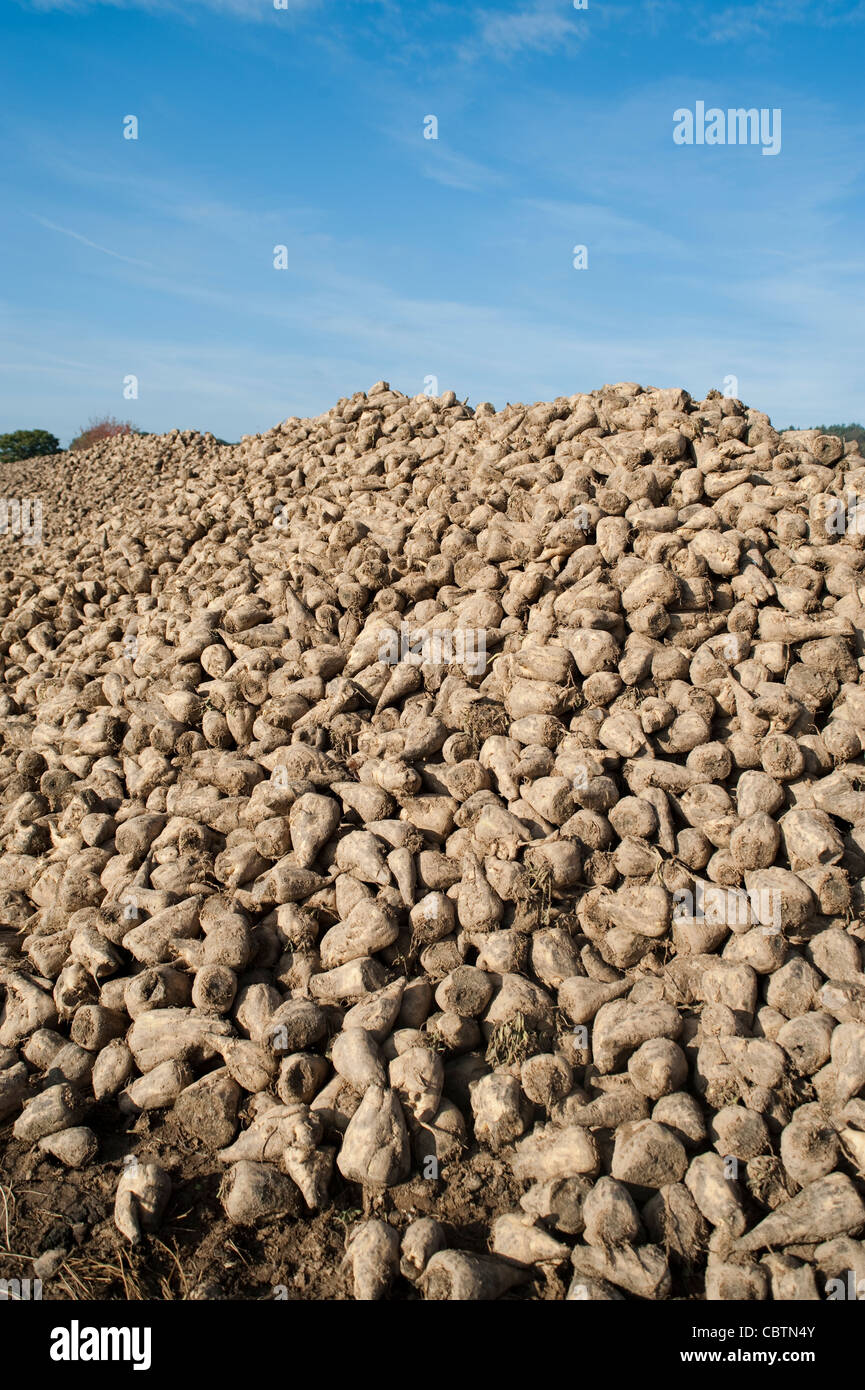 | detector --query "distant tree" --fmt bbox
[68,416,140,451]
[0,428,62,463]
[814,423,865,448]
